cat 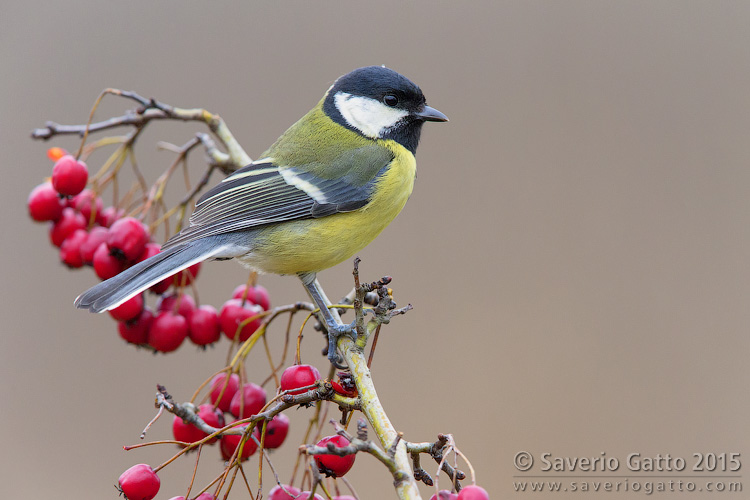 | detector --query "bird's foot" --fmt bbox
[325,320,355,368]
